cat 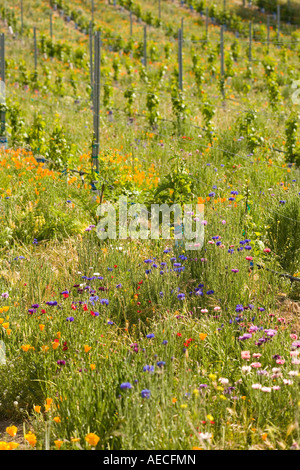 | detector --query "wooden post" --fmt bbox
[249,21,252,62]
[92,31,100,173]
[0,34,6,148]
[144,25,147,68]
